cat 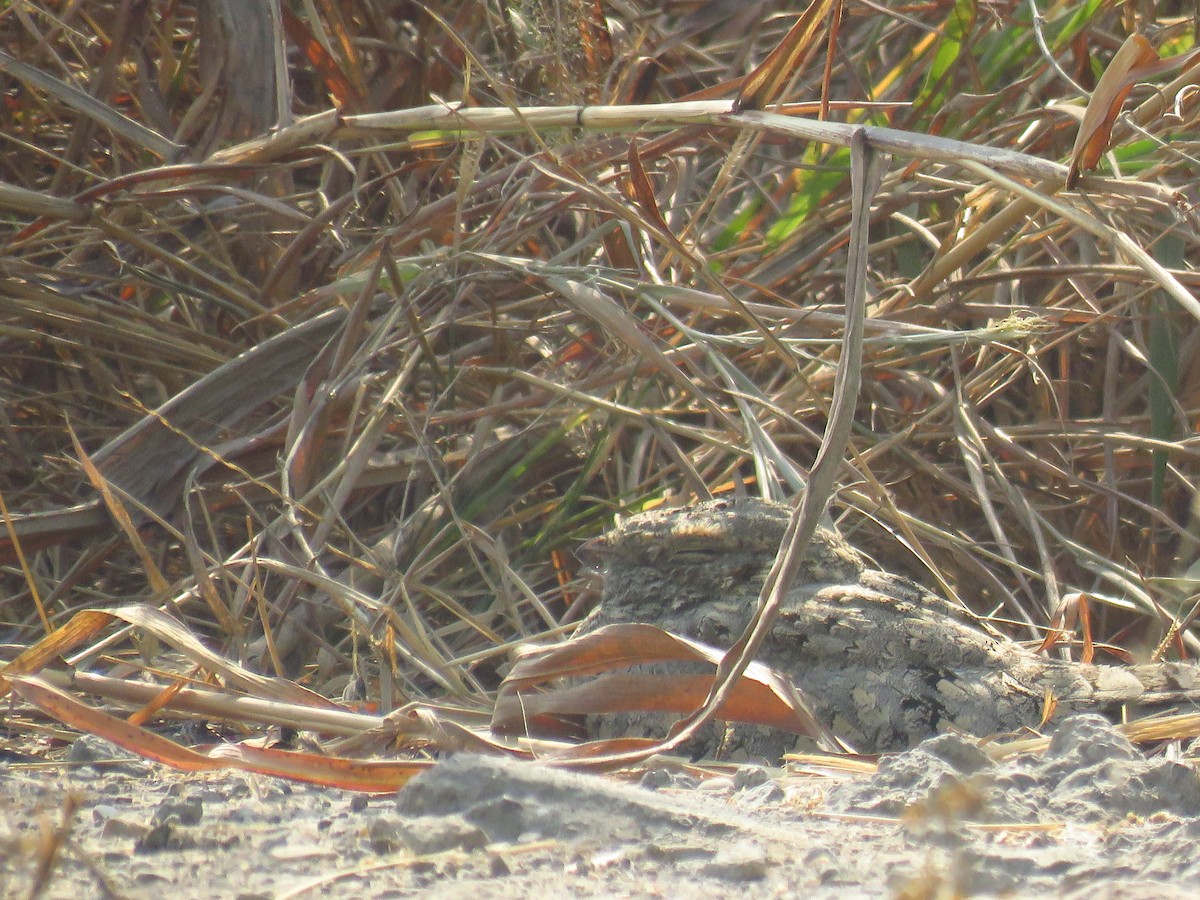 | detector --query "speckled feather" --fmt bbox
[582,498,1200,756]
